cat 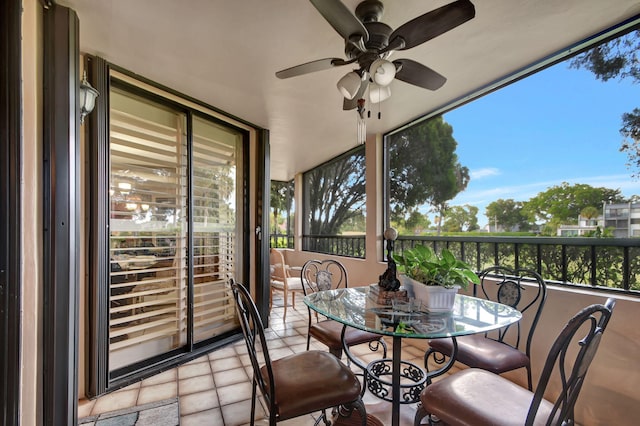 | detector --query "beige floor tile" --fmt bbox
[213,367,249,387]
[217,381,254,406]
[91,389,139,415]
[209,346,237,360]
[211,356,243,372]
[179,389,219,415]
[179,374,215,396]
[178,361,212,379]
[180,407,224,426]
[77,398,95,418]
[220,398,267,426]
[140,369,177,386]
[137,381,178,405]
